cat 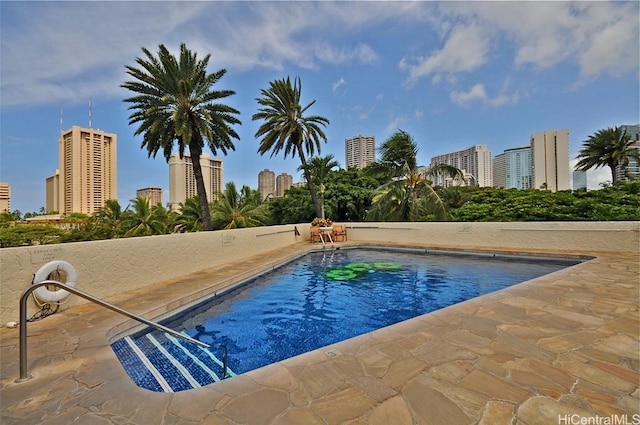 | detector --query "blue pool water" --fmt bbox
[112,247,580,392]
